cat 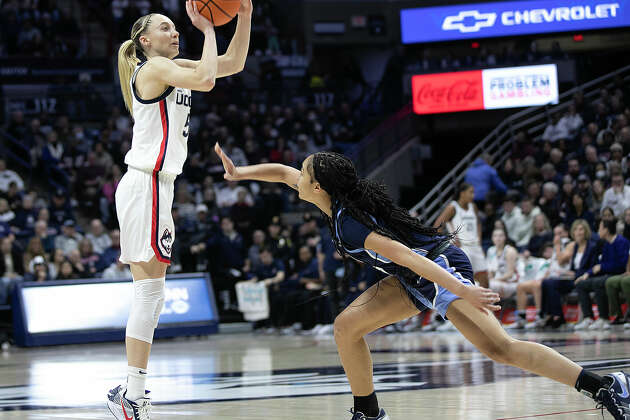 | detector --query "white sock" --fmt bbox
[126,366,147,401]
